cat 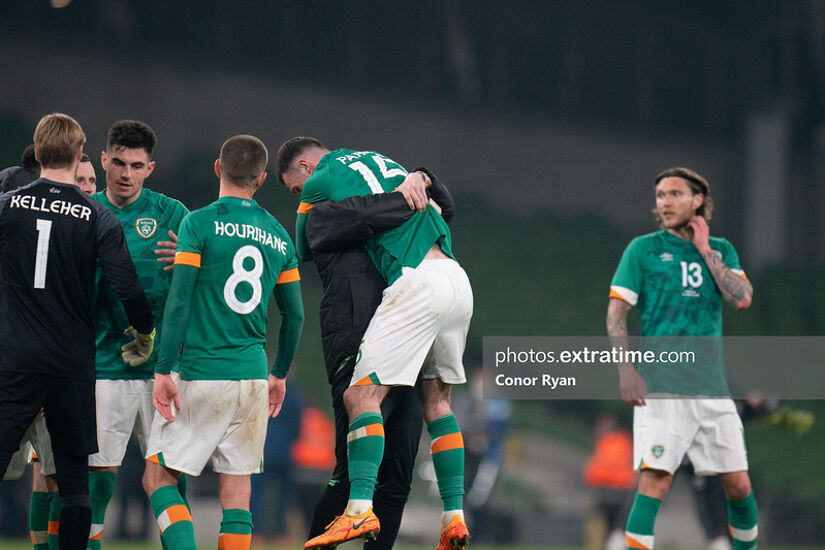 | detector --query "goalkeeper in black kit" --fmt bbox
[0,113,155,550]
